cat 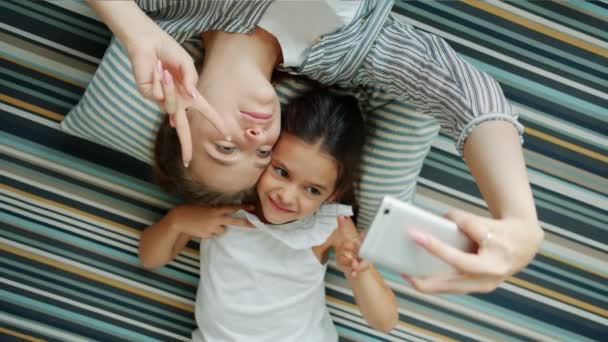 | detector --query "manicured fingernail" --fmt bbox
[183,160,189,168]
[401,274,411,282]
[410,231,429,246]
[163,70,172,85]
[156,60,162,73]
